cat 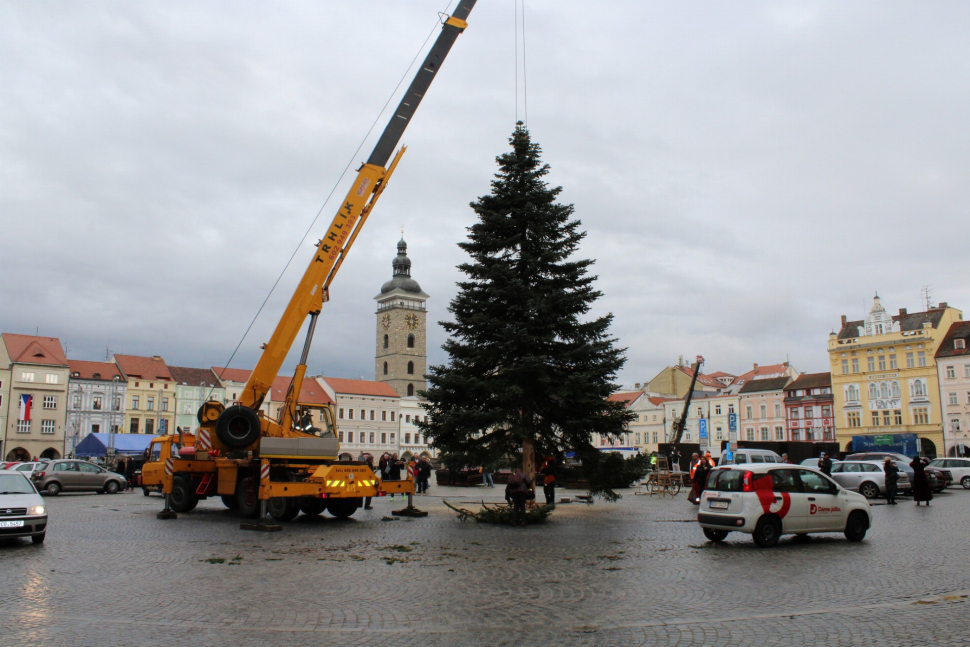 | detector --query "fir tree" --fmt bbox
[419,124,633,480]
